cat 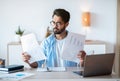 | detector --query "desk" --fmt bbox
[12,67,120,81]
